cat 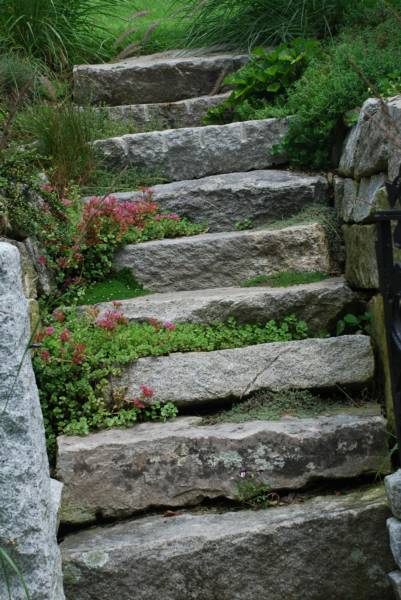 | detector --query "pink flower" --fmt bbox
[62,198,73,207]
[40,350,51,363]
[53,311,65,323]
[44,327,55,336]
[163,321,176,331]
[133,398,145,409]
[60,329,71,343]
[140,385,154,399]
[38,255,47,266]
[41,183,54,192]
